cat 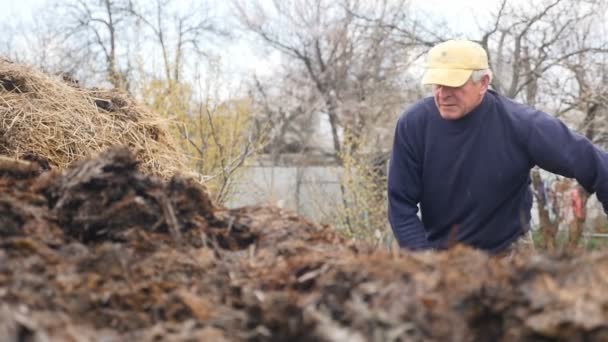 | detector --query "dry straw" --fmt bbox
[0,59,188,178]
